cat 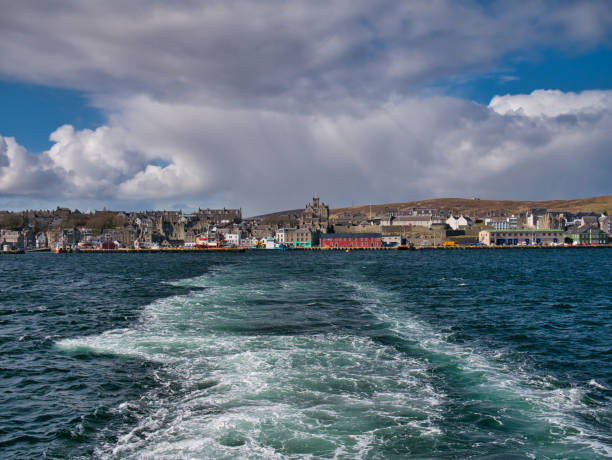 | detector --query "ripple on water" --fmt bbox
[58,269,446,459]
[3,251,611,458]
